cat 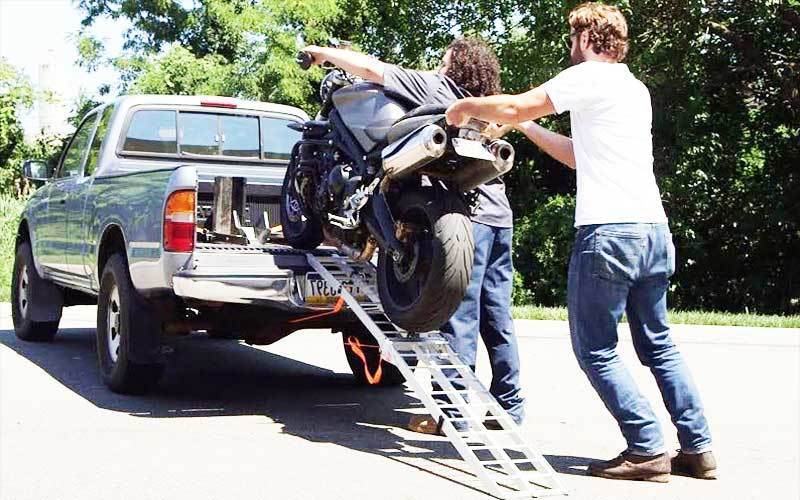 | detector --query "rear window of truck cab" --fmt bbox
[120,108,301,161]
